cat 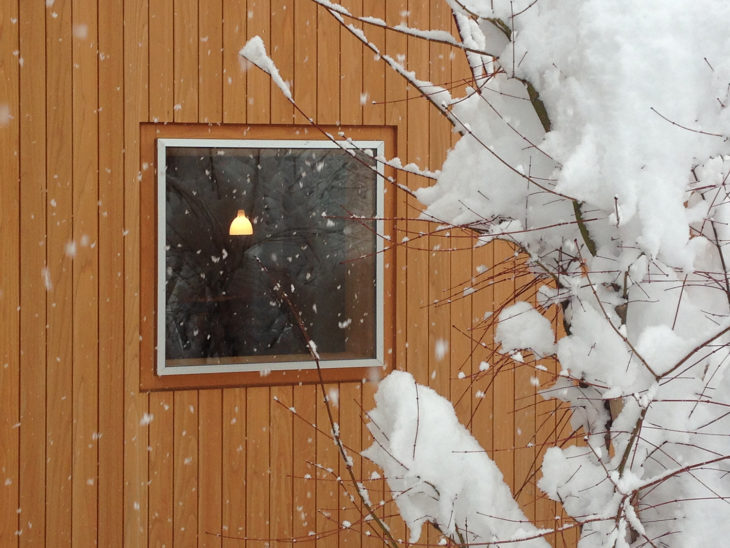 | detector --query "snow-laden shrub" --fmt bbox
[245,1,730,544]
[364,1,730,545]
